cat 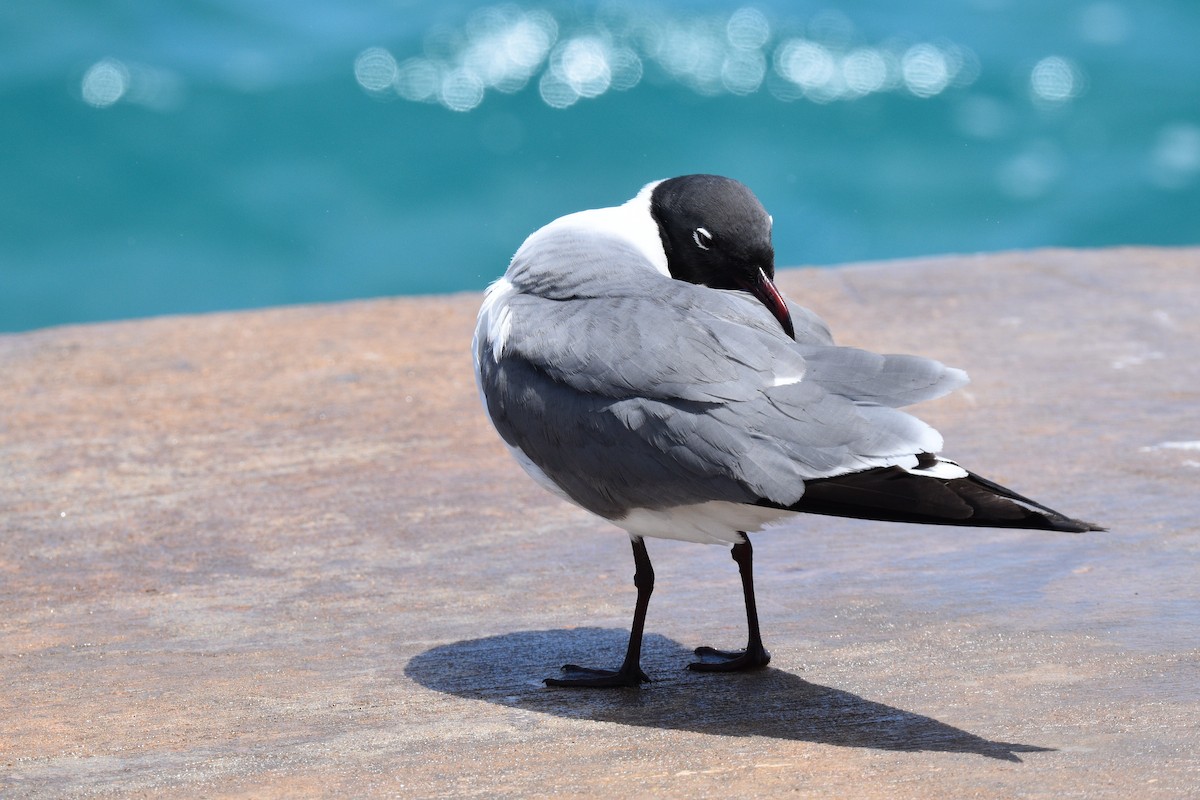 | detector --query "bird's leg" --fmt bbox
[545,536,654,688]
[689,533,771,672]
